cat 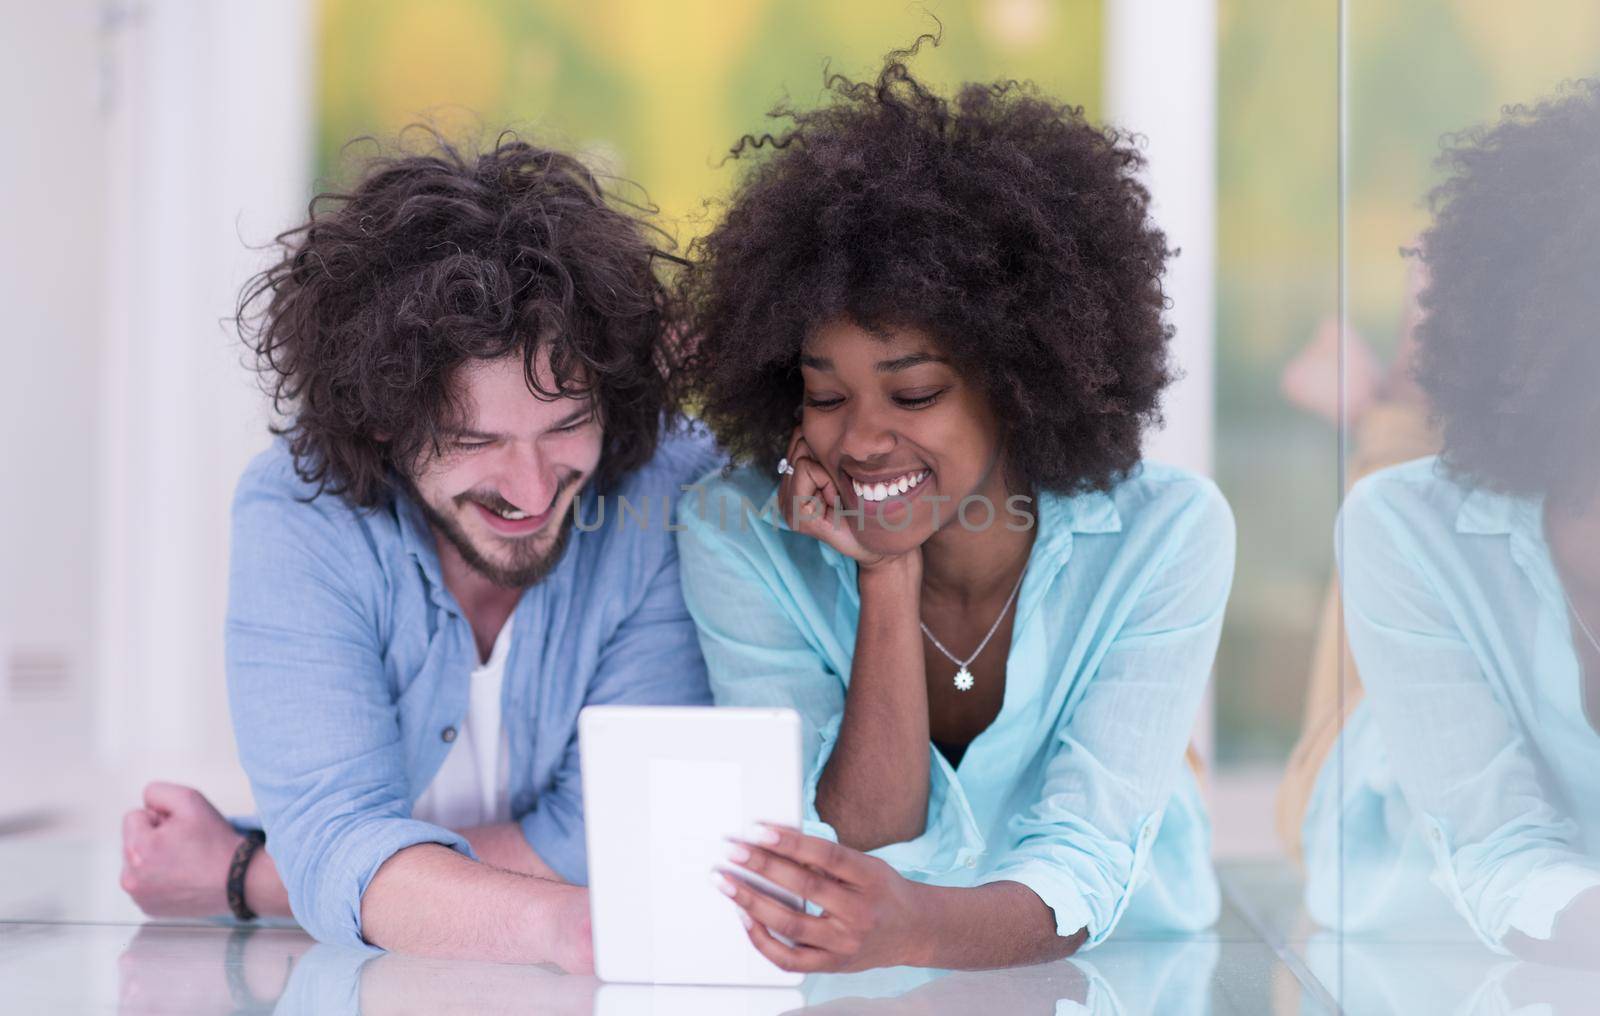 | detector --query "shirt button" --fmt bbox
[965,856,977,869]
[441,726,457,743]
